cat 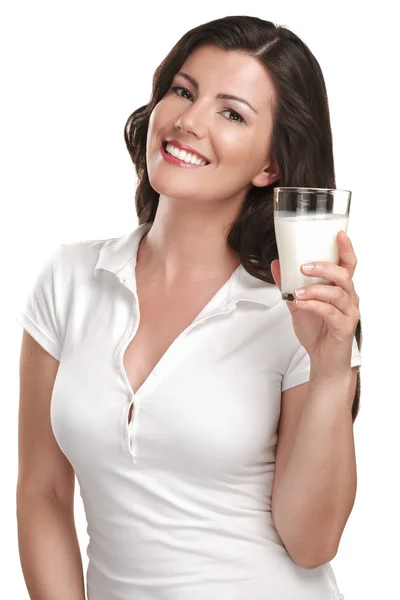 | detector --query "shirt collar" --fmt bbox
[94,222,282,308]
